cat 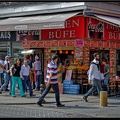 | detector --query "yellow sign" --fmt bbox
[50,47,74,50]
